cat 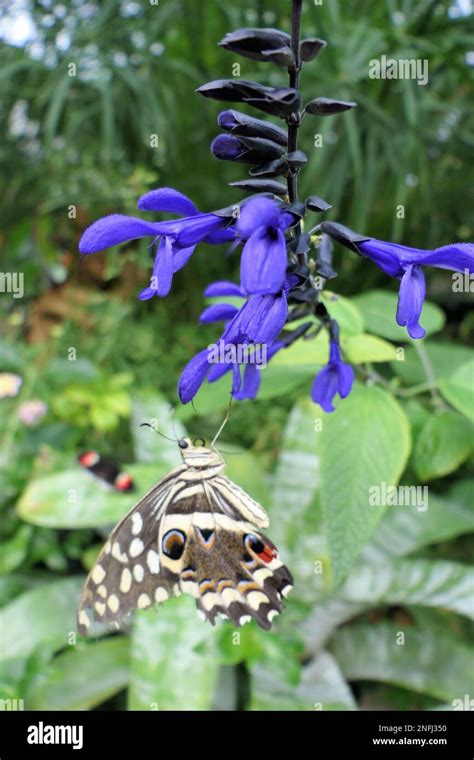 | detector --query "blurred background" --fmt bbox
[0,0,473,711]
